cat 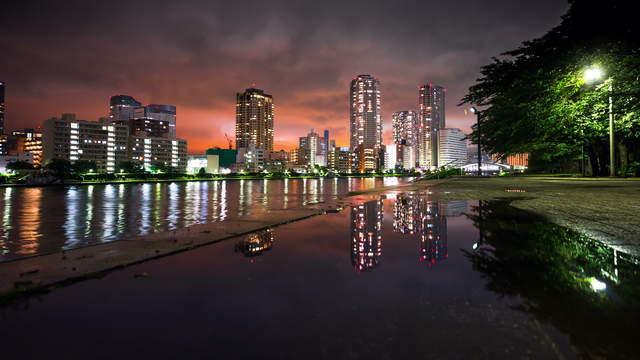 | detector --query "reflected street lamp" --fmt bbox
[584,65,615,176]
[470,107,482,176]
